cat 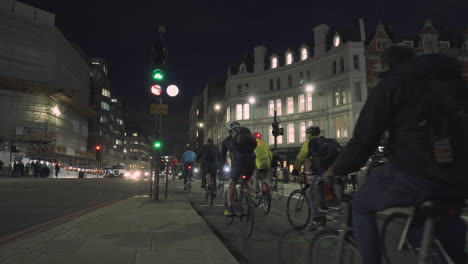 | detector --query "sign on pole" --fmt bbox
[150,104,168,115]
